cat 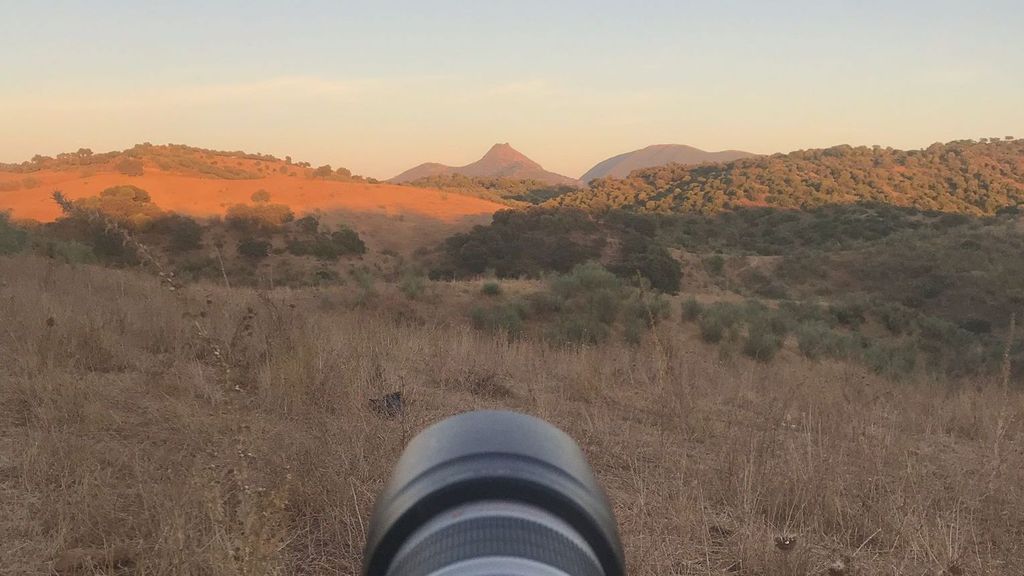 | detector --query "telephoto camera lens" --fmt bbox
[362,410,624,576]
